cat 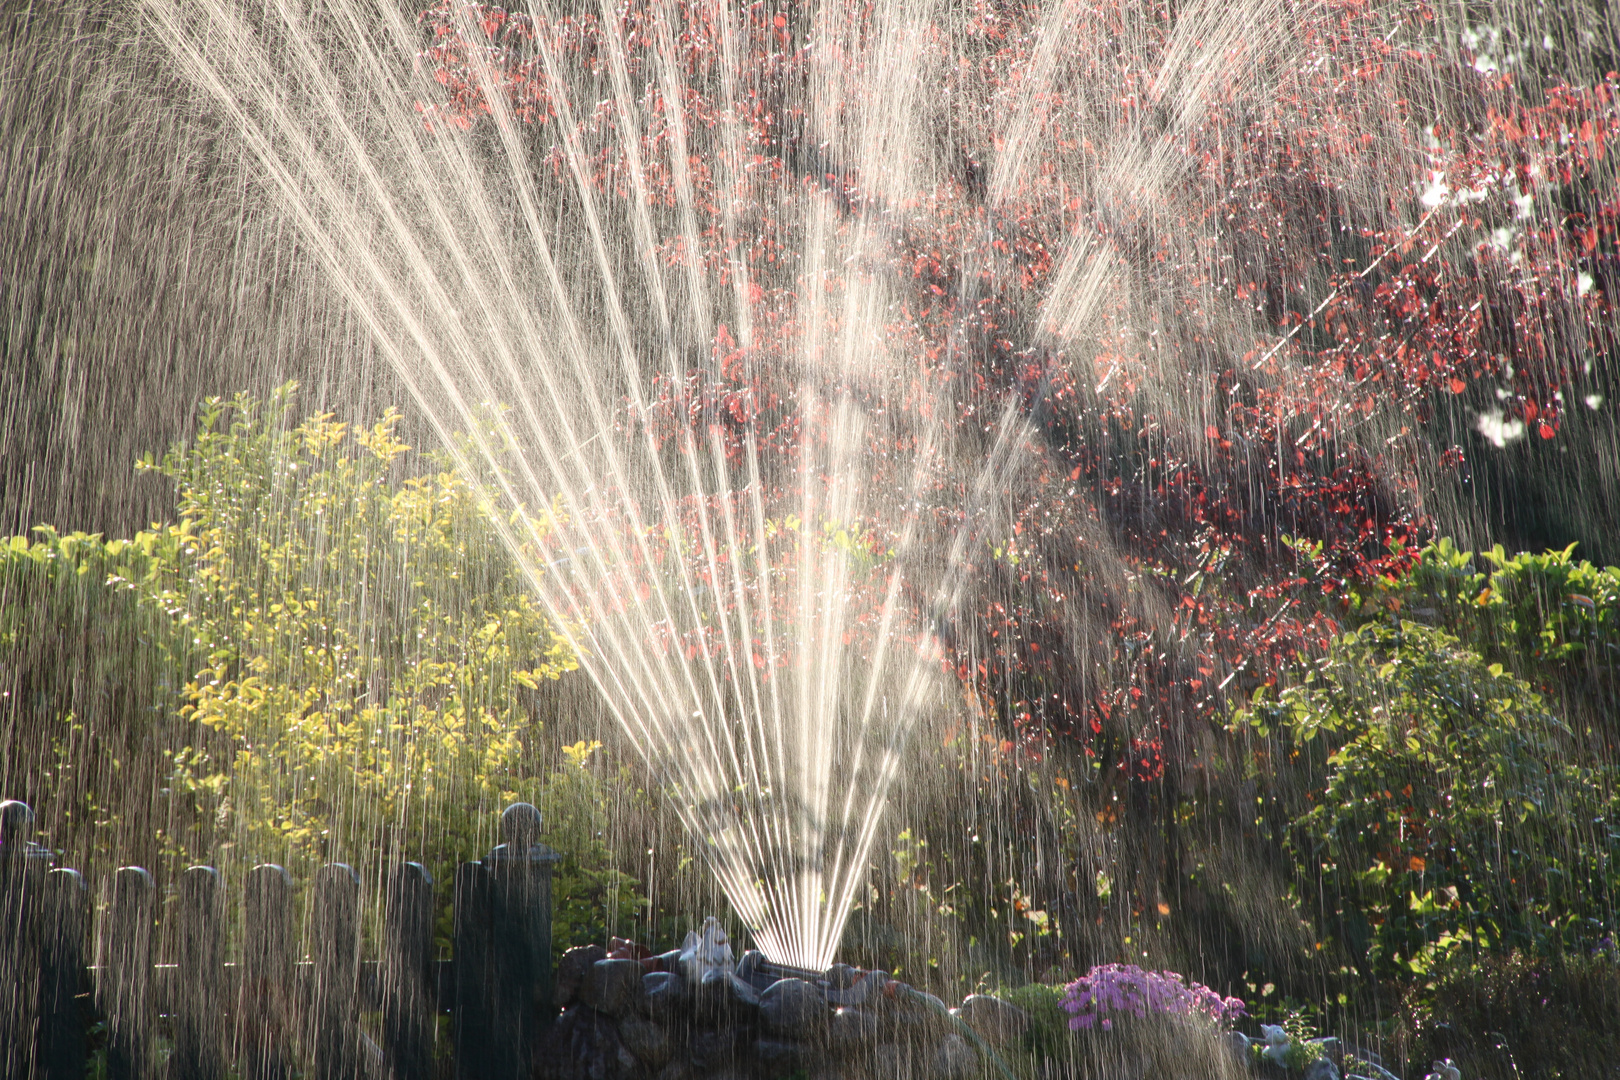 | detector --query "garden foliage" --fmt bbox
[1060,963,1246,1030]
[134,384,577,868]
[1240,620,1618,979]
[0,386,644,954]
